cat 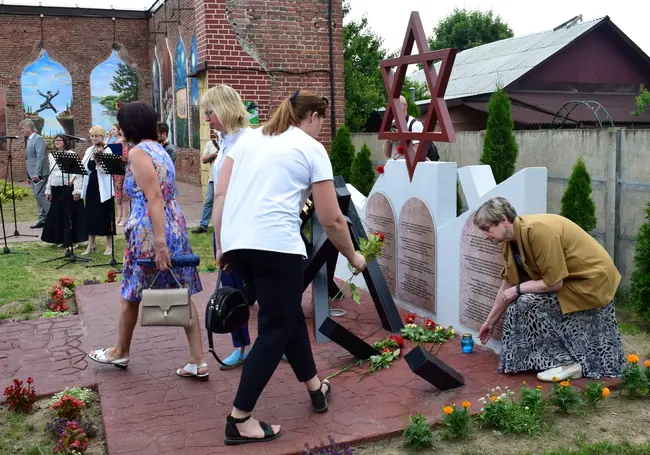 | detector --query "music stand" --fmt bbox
[87,152,123,272]
[41,152,91,268]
